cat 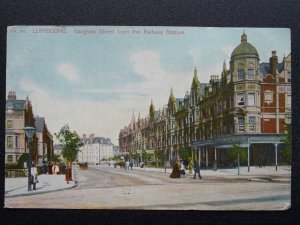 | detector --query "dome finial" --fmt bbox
[241,29,247,42]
